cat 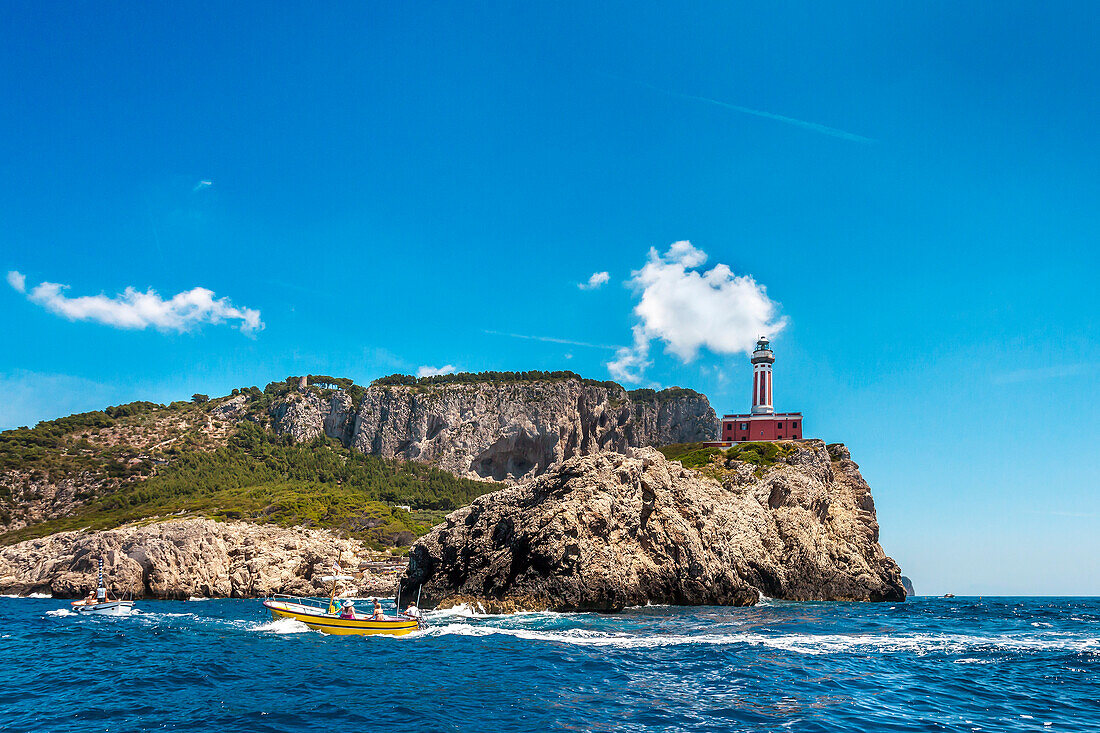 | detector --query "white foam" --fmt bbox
[423,604,572,621]
[46,608,76,617]
[253,617,313,634]
[412,624,1100,655]
[1,592,51,599]
[187,597,211,602]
